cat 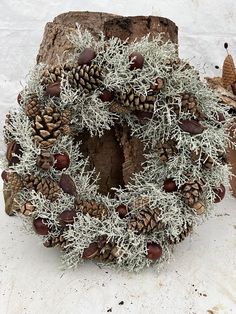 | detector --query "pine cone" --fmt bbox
[36,150,54,170]
[156,140,177,162]
[169,223,193,244]
[83,235,121,262]
[7,172,23,193]
[181,179,204,206]
[41,64,63,85]
[128,208,163,234]
[20,202,35,216]
[24,94,41,119]
[179,93,205,120]
[165,58,193,72]
[120,88,156,112]
[75,198,108,219]
[191,151,214,169]
[60,108,72,135]
[133,196,150,210]
[23,174,61,201]
[66,64,103,93]
[43,233,68,250]
[32,103,62,148]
